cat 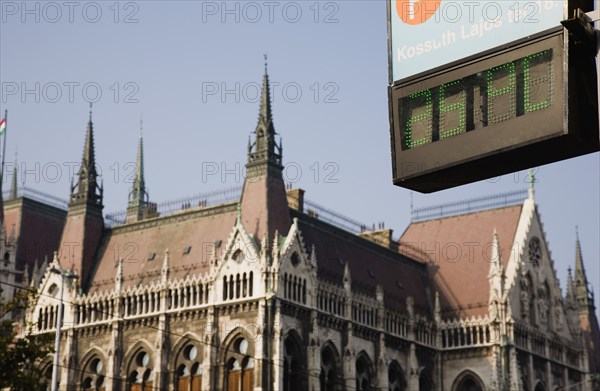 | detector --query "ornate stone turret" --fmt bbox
[574,228,594,312]
[572,228,600,375]
[70,107,103,207]
[488,229,504,303]
[58,106,104,289]
[126,120,156,223]
[239,59,290,244]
